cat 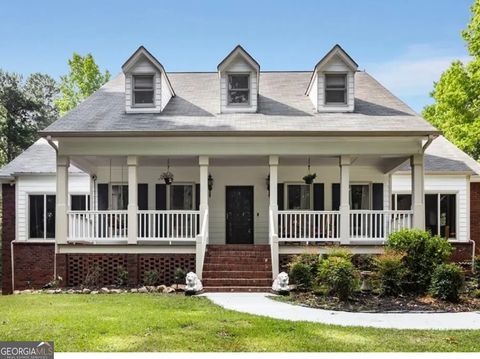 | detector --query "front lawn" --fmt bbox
[0,294,479,352]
